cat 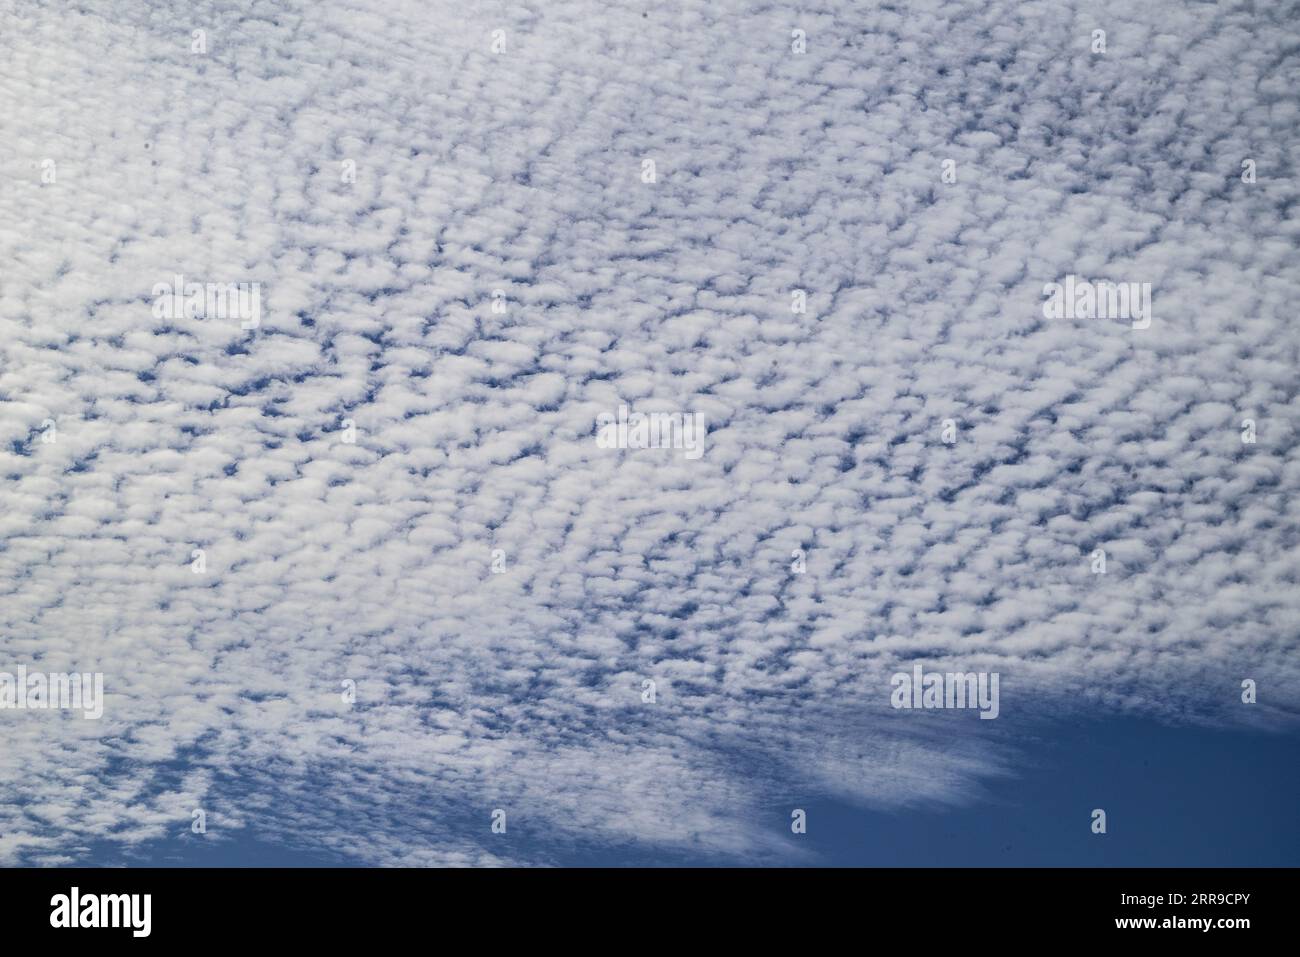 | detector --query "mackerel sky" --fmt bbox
[1,0,1297,866]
